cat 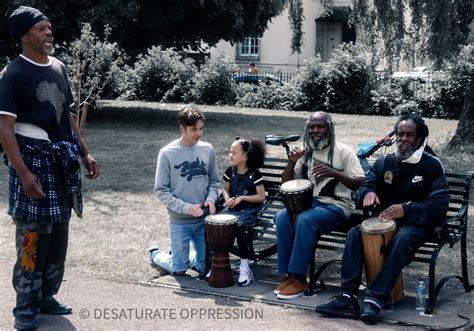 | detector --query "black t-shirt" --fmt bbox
[0,55,74,142]
[223,166,264,211]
